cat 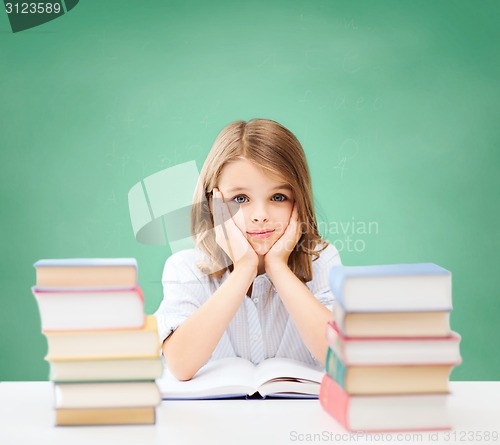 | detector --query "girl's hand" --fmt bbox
[264,202,302,272]
[212,188,259,274]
